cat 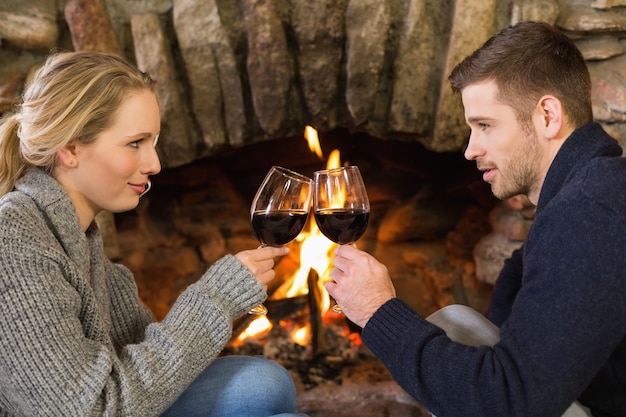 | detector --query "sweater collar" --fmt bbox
[536,122,622,212]
[14,167,98,270]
